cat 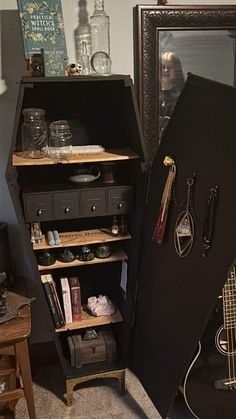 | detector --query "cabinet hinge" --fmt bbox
[25,83,34,89]
[6,166,18,186]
